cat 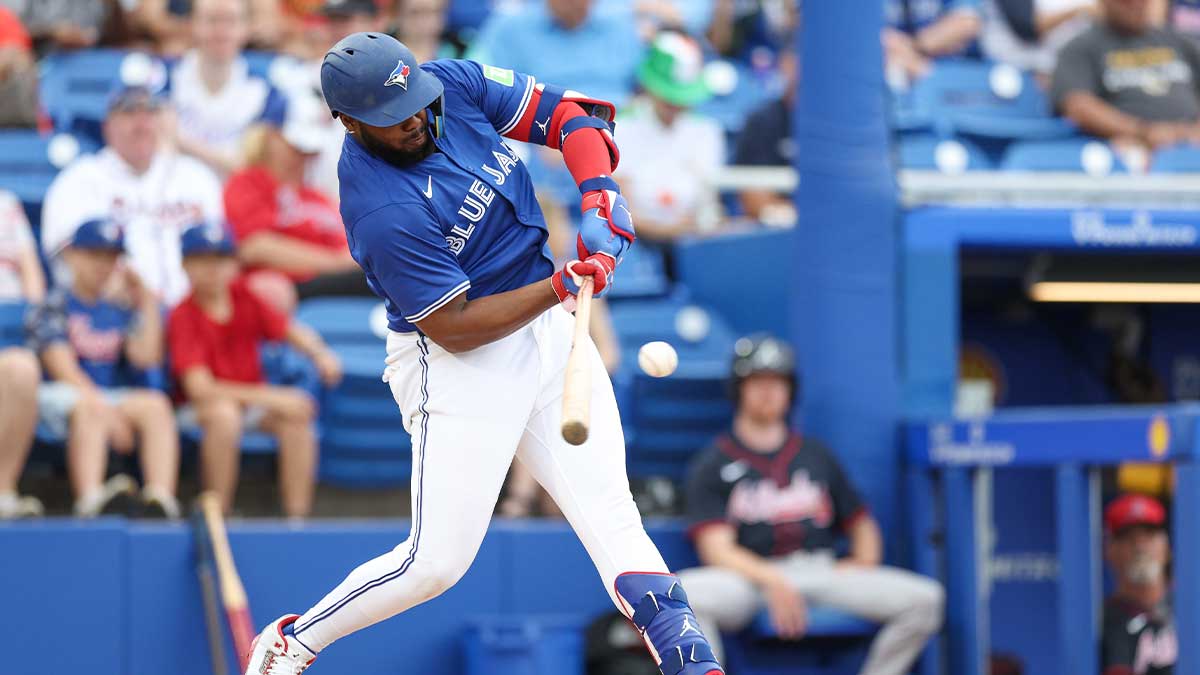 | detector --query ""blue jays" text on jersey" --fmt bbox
[337,59,555,333]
